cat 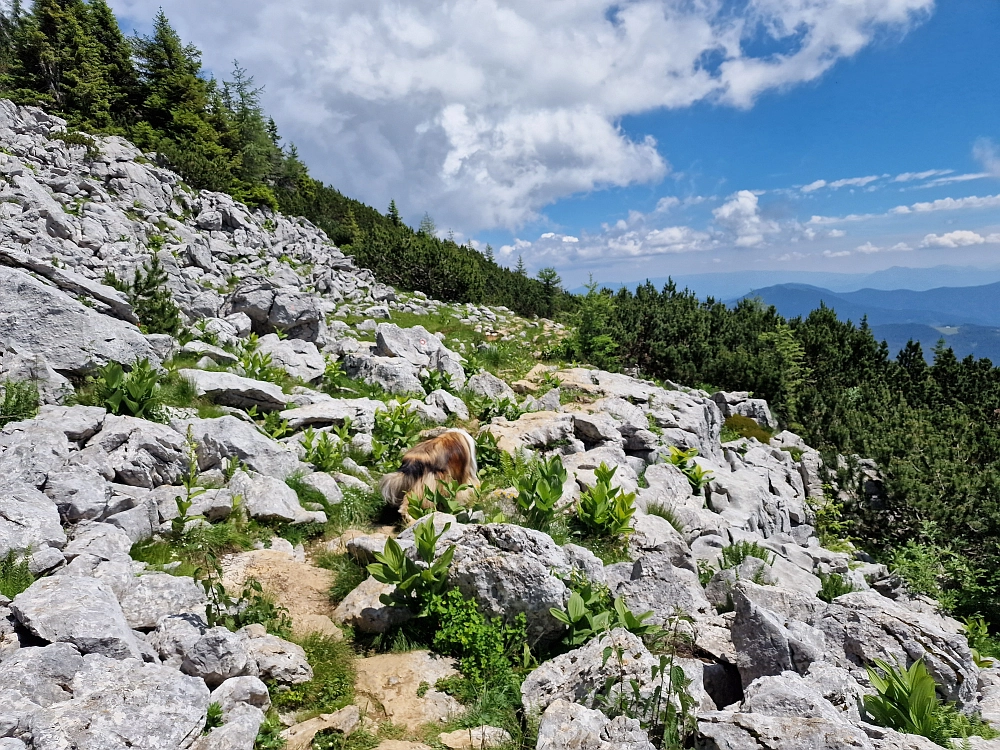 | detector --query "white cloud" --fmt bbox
[562,235,579,243]
[827,229,846,237]
[109,0,934,231]
[654,197,680,212]
[894,194,1000,214]
[801,179,826,193]
[713,190,778,247]
[823,249,852,258]
[918,230,1000,248]
[828,175,882,189]
[920,173,989,188]
[893,169,952,182]
[974,138,1000,177]
[856,241,881,254]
